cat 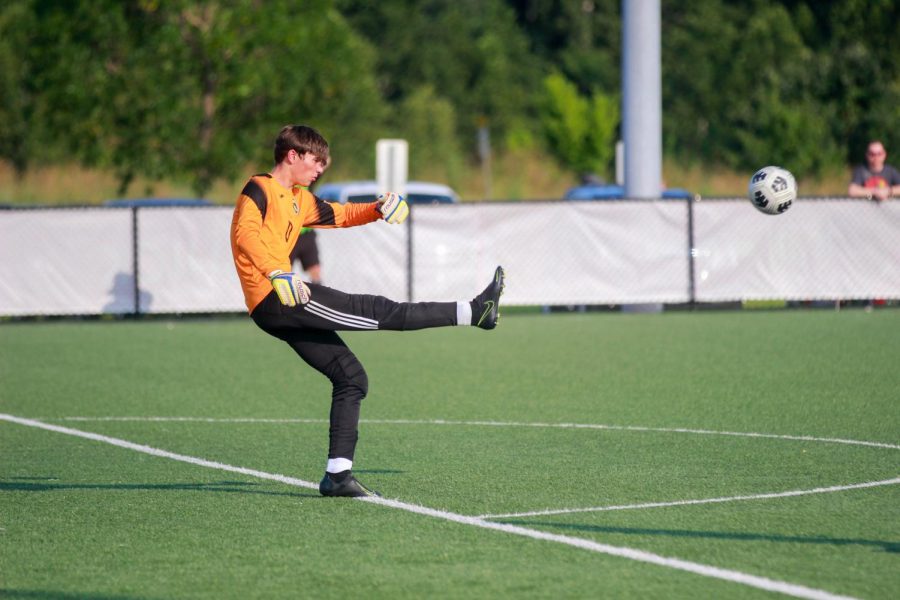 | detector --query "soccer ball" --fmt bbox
[748,166,796,215]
